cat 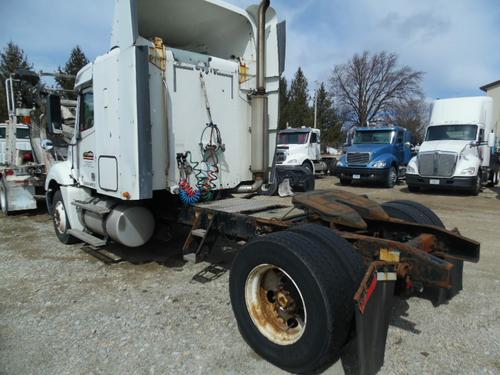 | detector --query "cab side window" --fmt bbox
[310,132,318,143]
[396,131,404,144]
[80,91,94,132]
